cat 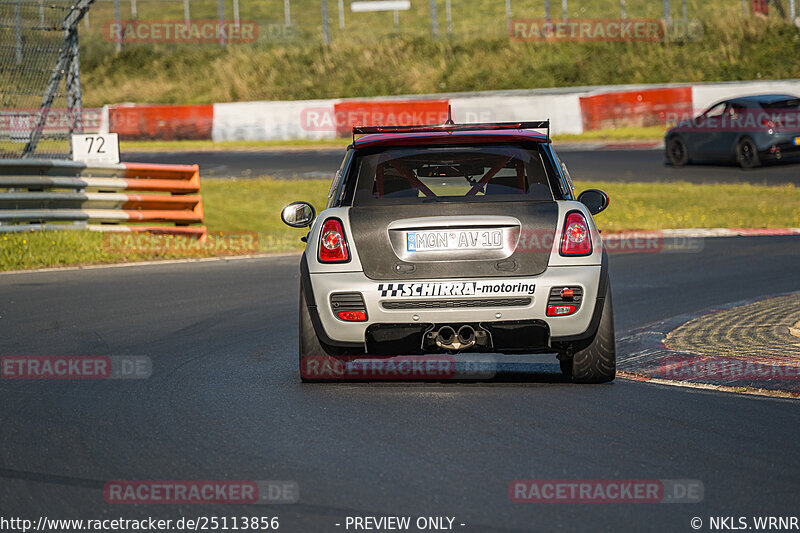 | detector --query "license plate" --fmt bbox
[794,137,800,146]
[406,230,503,251]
